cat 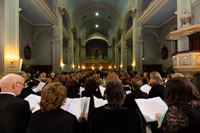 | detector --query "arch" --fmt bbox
[143,32,160,43]
[33,30,53,43]
[123,9,133,32]
[63,8,71,30]
[33,32,52,65]
[85,39,108,59]
[143,32,159,64]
